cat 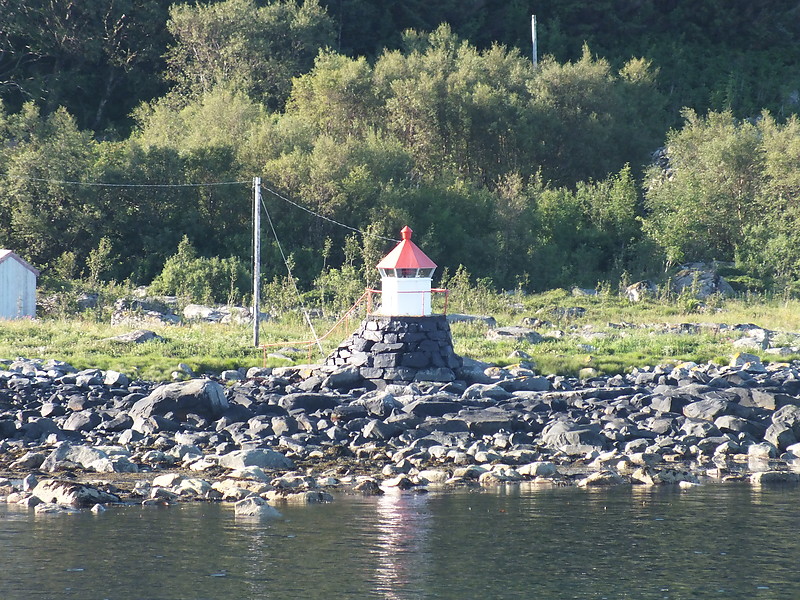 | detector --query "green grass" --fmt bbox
[0,319,265,381]
[3,289,800,380]
[448,291,800,376]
